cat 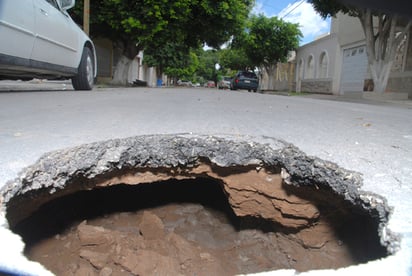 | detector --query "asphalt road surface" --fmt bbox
[0,82,411,275]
